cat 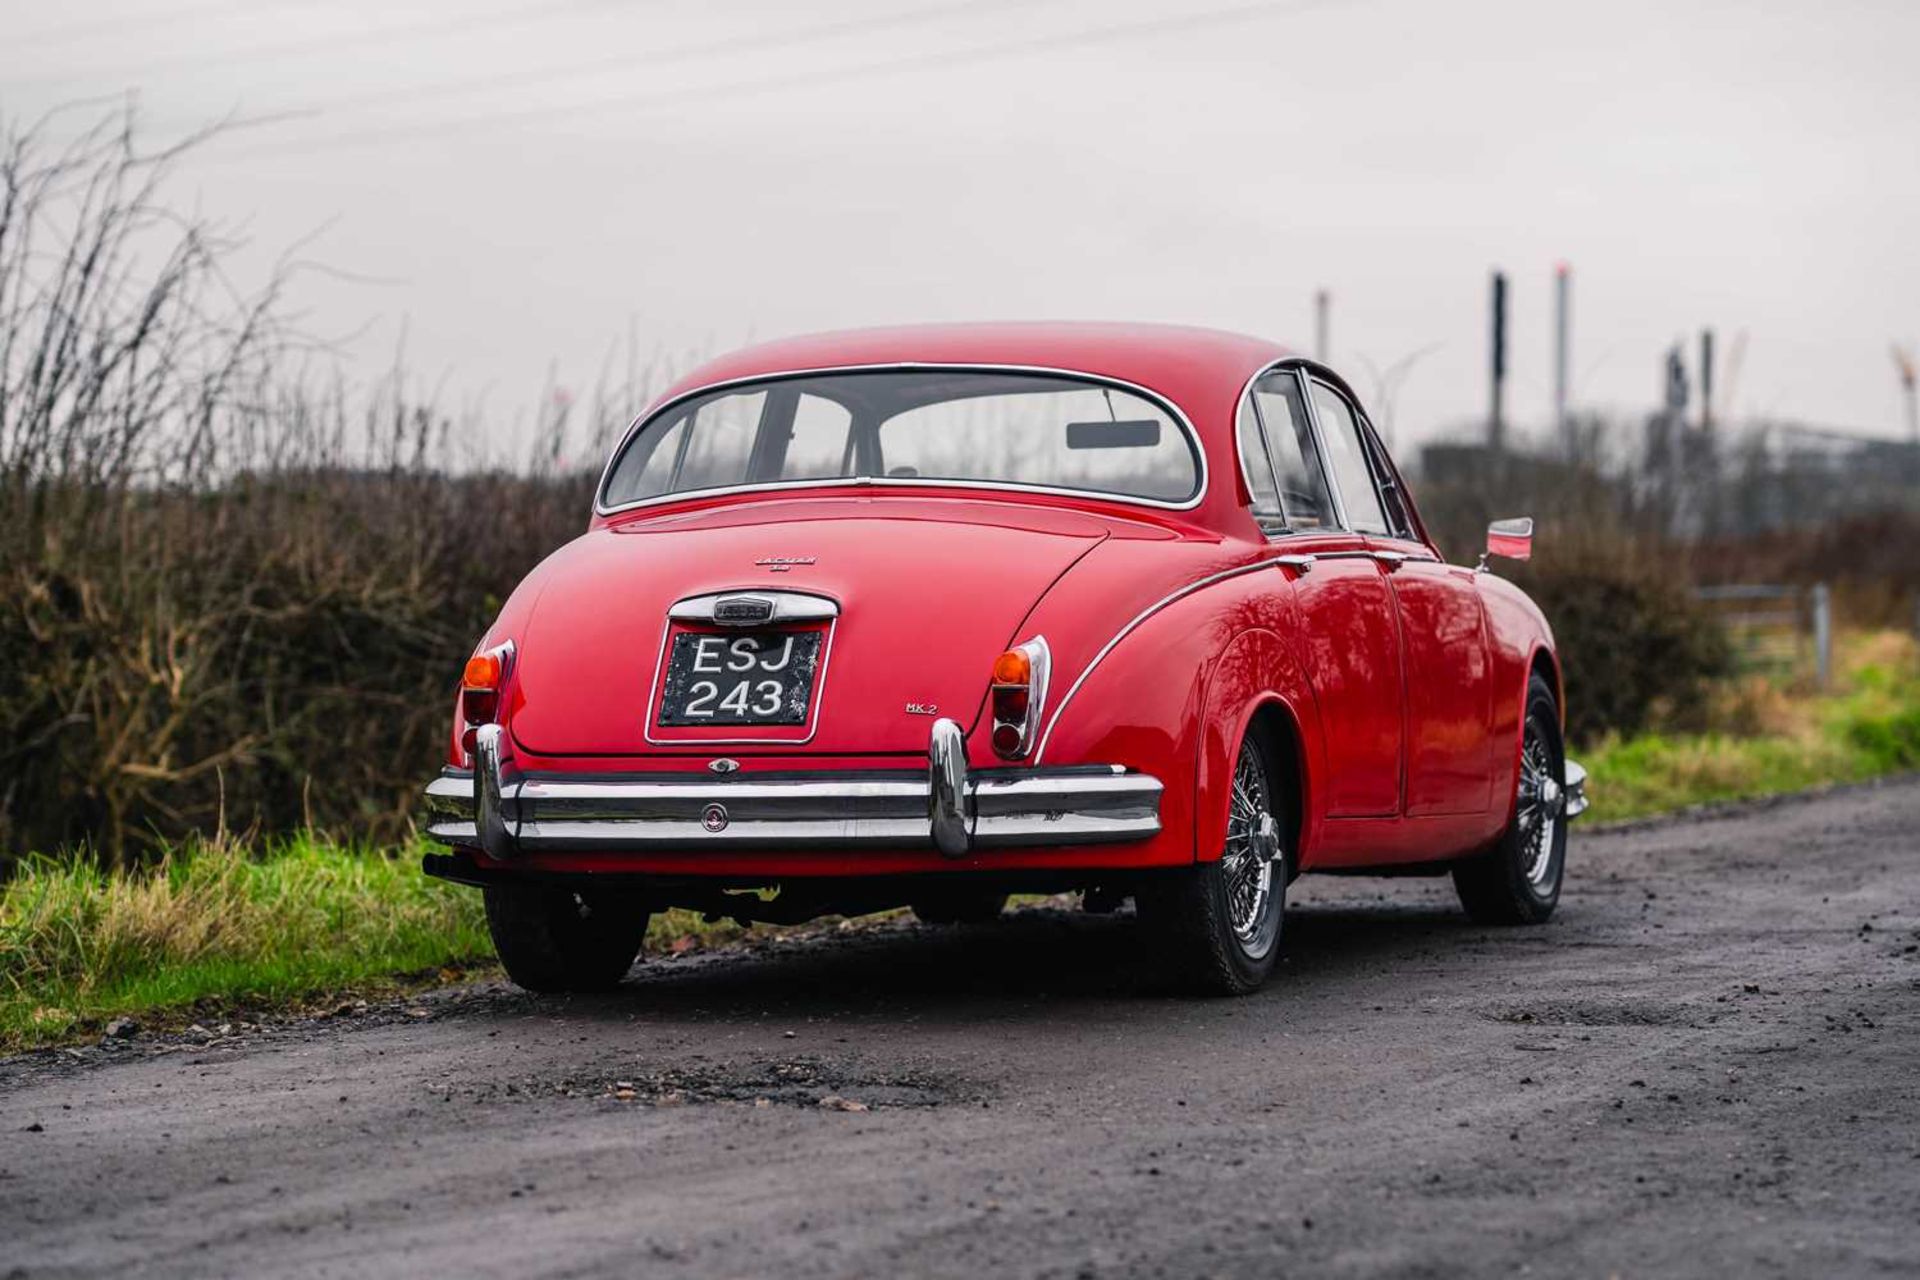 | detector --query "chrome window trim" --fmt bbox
[1348,398,1420,543]
[1309,373,1411,537]
[1234,358,1350,537]
[593,362,1210,518]
[1242,357,1431,550]
[1296,370,1355,532]
[1235,388,1287,532]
